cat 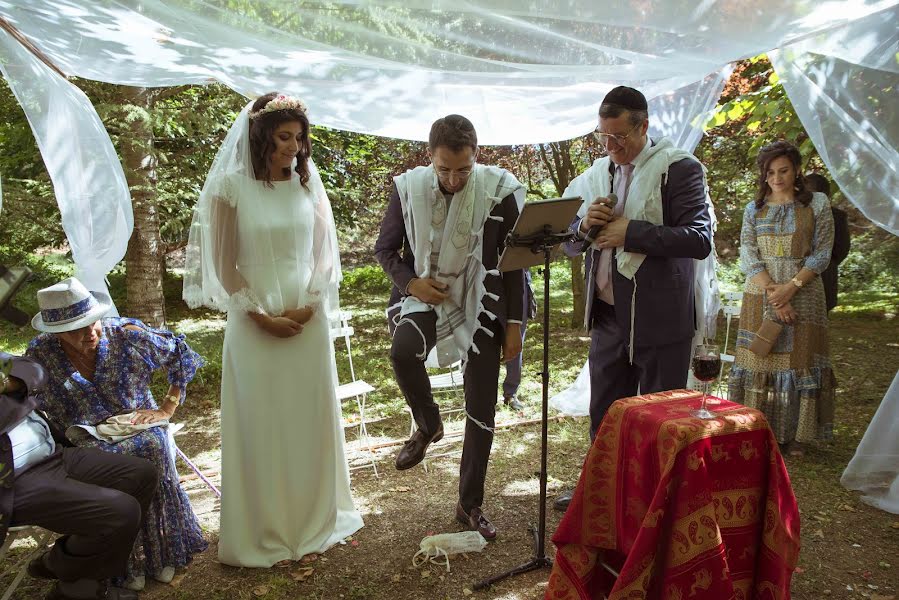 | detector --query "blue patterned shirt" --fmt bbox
[25,317,204,431]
